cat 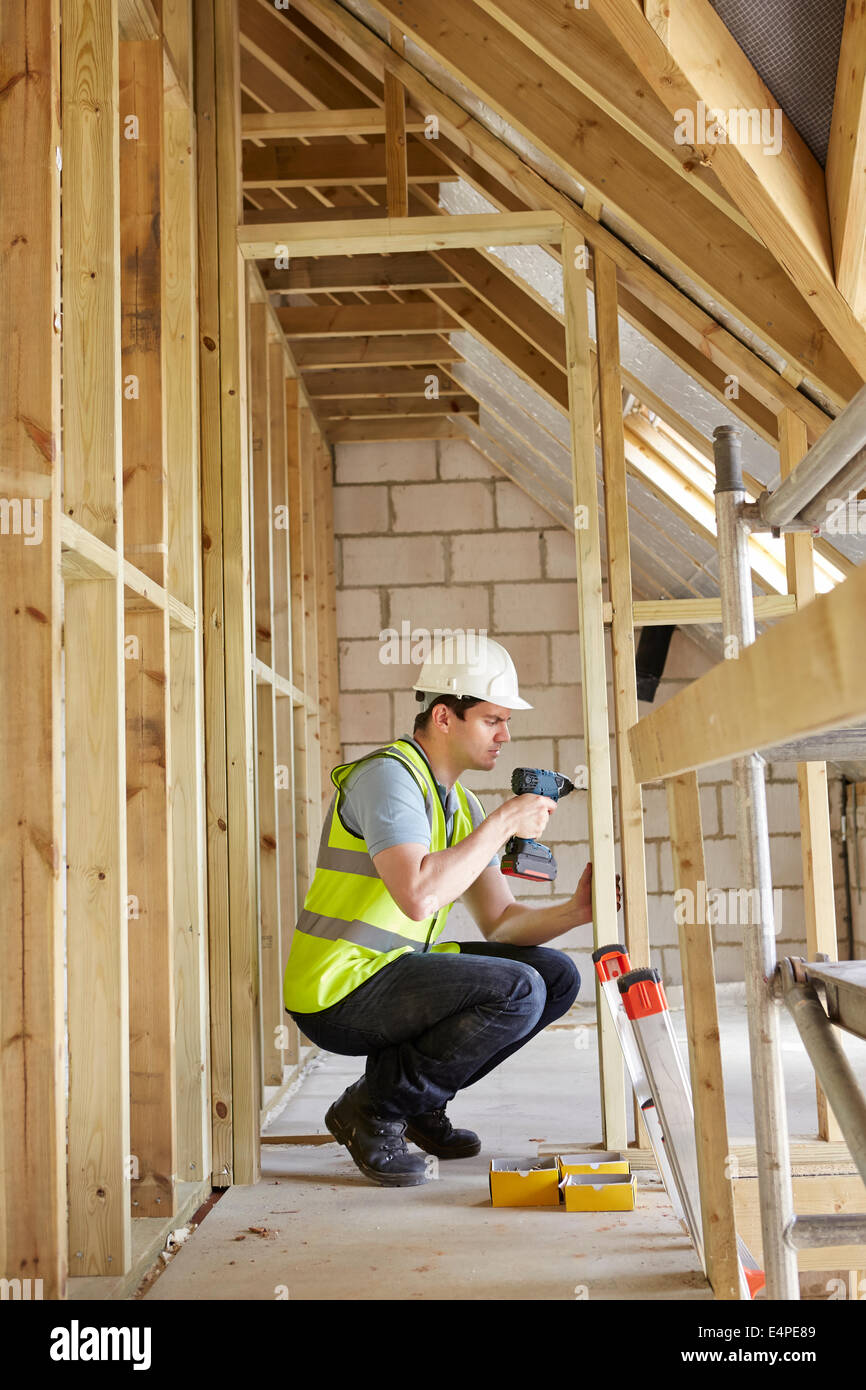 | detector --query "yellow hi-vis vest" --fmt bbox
[283,739,484,1014]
